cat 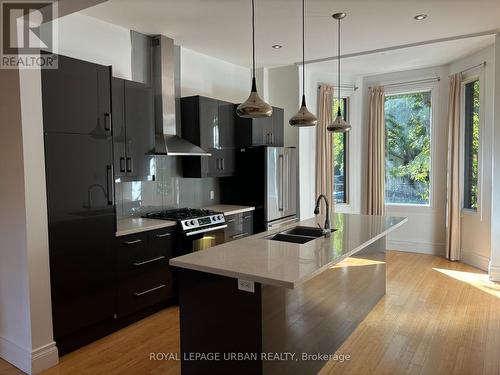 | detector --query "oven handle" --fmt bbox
[184,224,228,237]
